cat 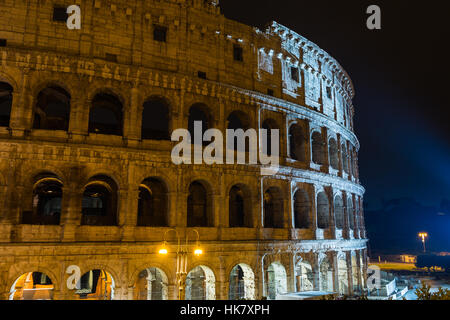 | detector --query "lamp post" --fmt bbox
[158,228,203,300]
[418,232,428,253]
